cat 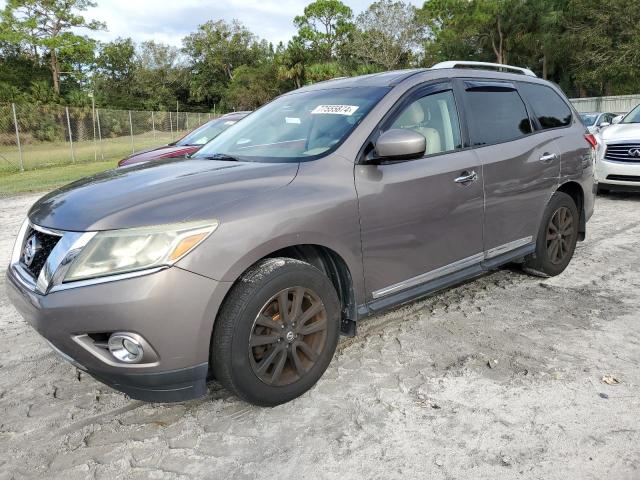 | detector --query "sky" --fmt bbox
[1,0,424,47]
